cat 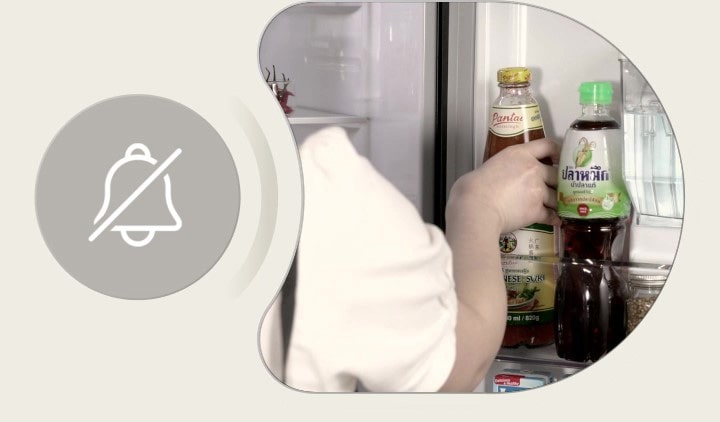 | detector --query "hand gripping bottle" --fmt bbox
[483,67,557,348]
